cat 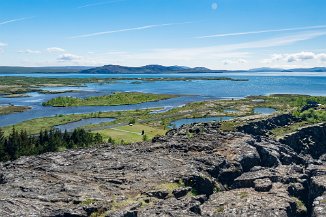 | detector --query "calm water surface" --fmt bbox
[169,116,234,128]
[55,118,115,132]
[0,72,325,127]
